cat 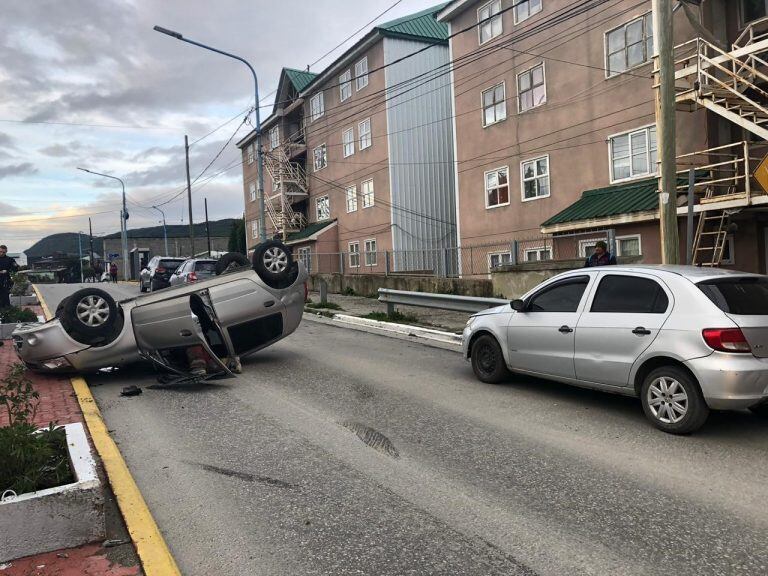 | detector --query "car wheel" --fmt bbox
[55,297,69,319]
[215,252,250,275]
[749,402,768,418]
[470,334,509,384]
[640,366,709,434]
[252,240,294,285]
[59,287,119,346]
